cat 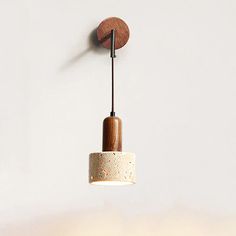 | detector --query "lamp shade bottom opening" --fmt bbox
[90,180,134,186]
